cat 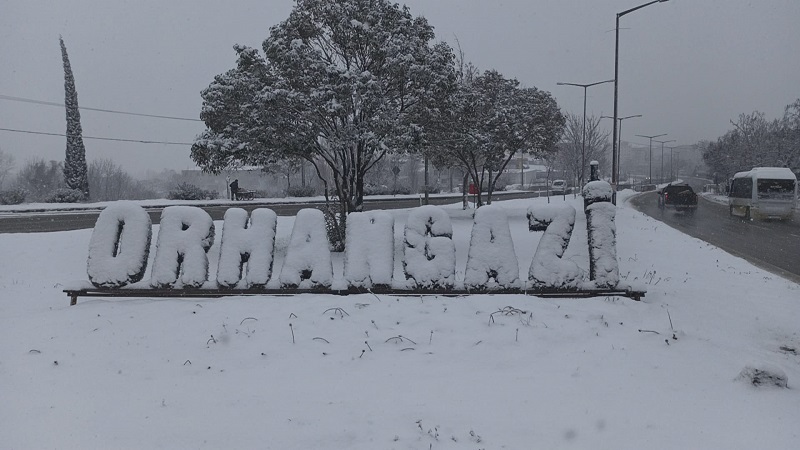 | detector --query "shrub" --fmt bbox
[323,201,346,252]
[392,184,411,195]
[167,182,218,200]
[419,184,440,194]
[492,180,509,192]
[0,188,27,205]
[364,184,390,196]
[286,185,316,197]
[45,188,85,203]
